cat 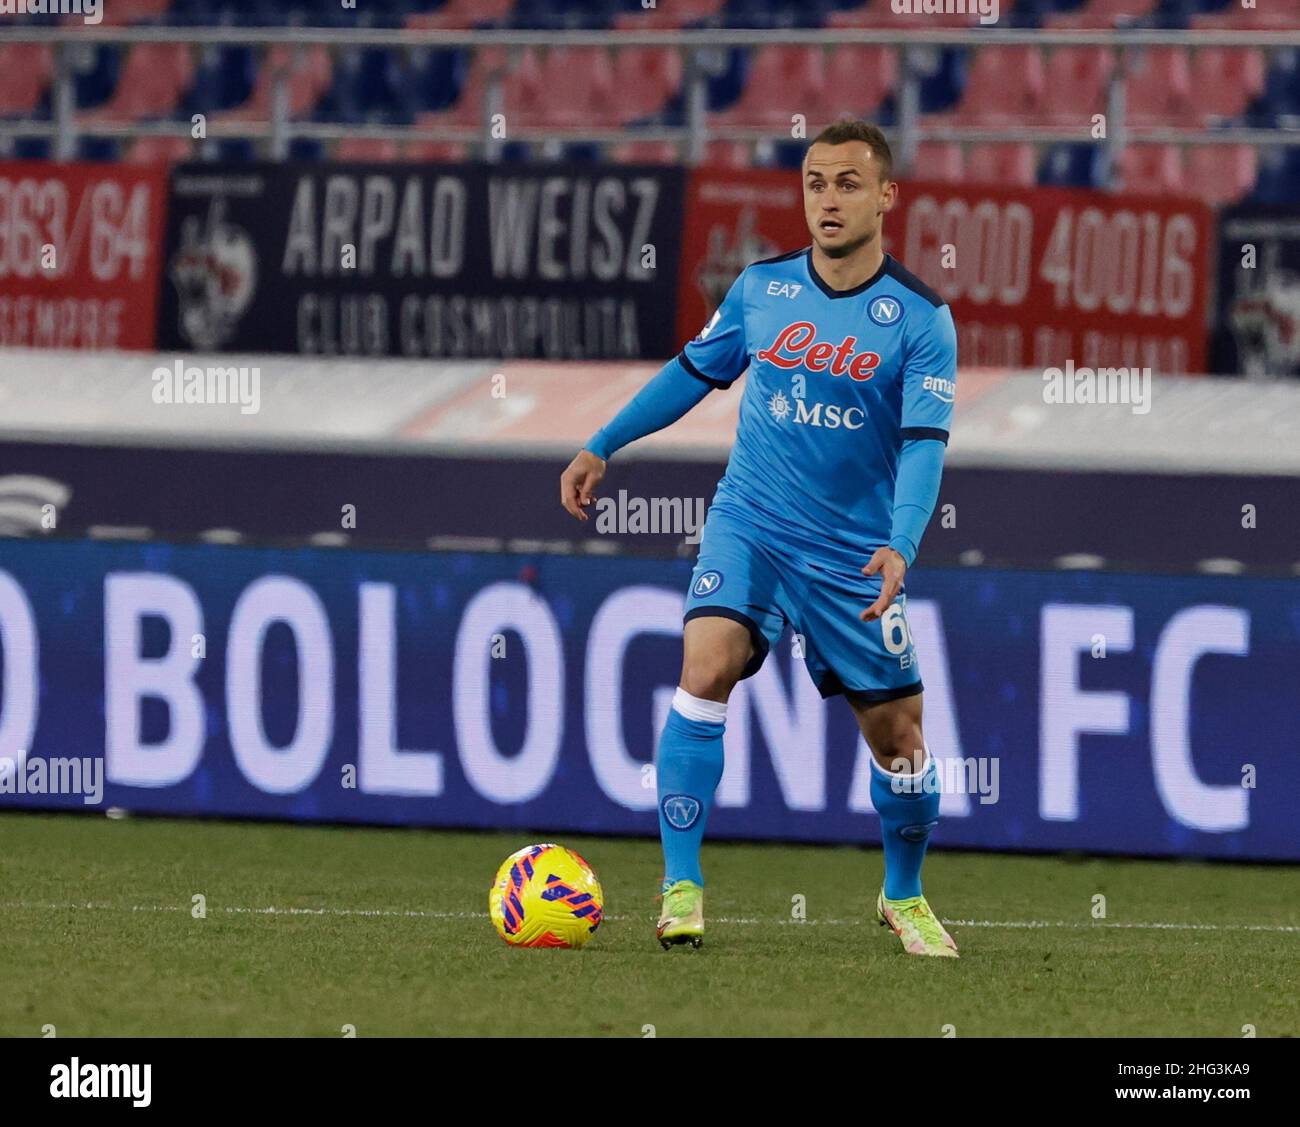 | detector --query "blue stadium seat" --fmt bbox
[1037,142,1103,187]
[723,0,832,28]
[76,136,121,161]
[213,137,258,161]
[318,46,413,124]
[407,47,468,113]
[1248,48,1300,126]
[1250,147,1300,203]
[288,137,324,161]
[180,45,257,116]
[509,0,619,29]
[72,44,121,109]
[13,137,51,160]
